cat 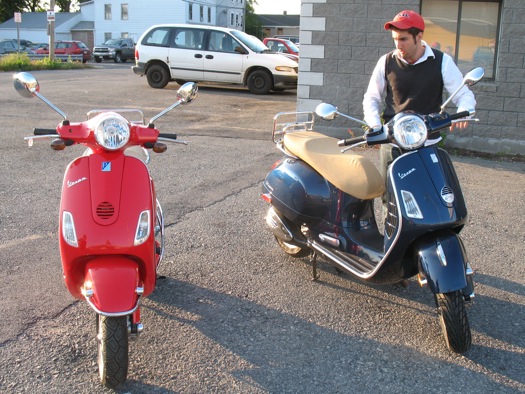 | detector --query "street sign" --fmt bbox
[14,12,22,23]
[47,10,55,22]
